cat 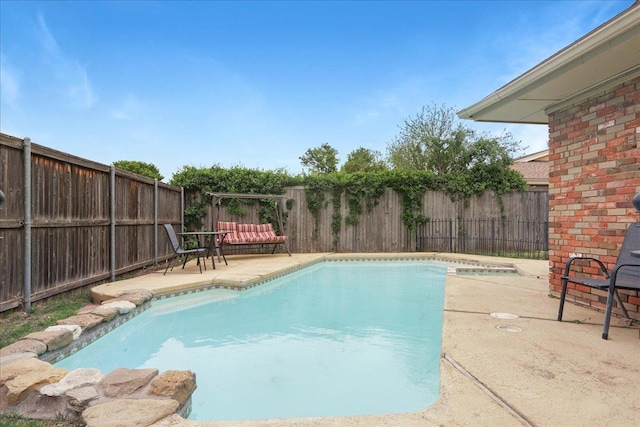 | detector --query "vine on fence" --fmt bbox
[344,173,387,226]
[171,165,298,230]
[302,173,345,249]
[171,165,527,247]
